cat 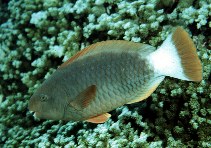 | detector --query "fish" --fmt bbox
[28,27,202,123]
